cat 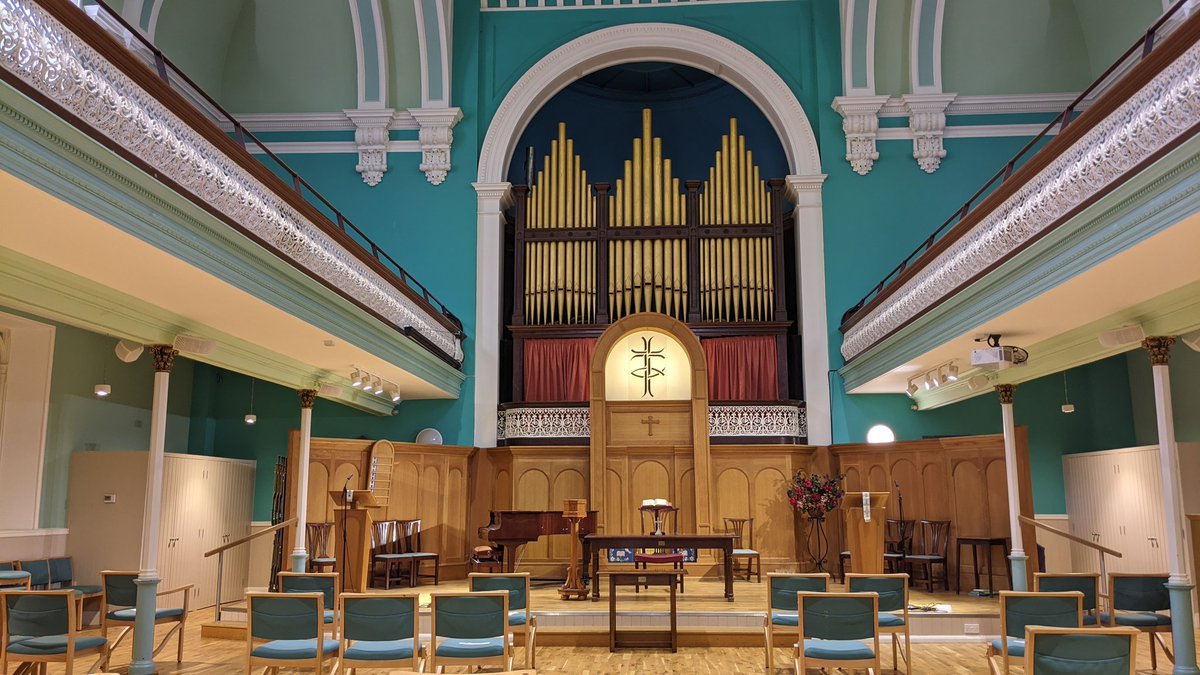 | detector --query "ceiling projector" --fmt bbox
[970,345,1029,370]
